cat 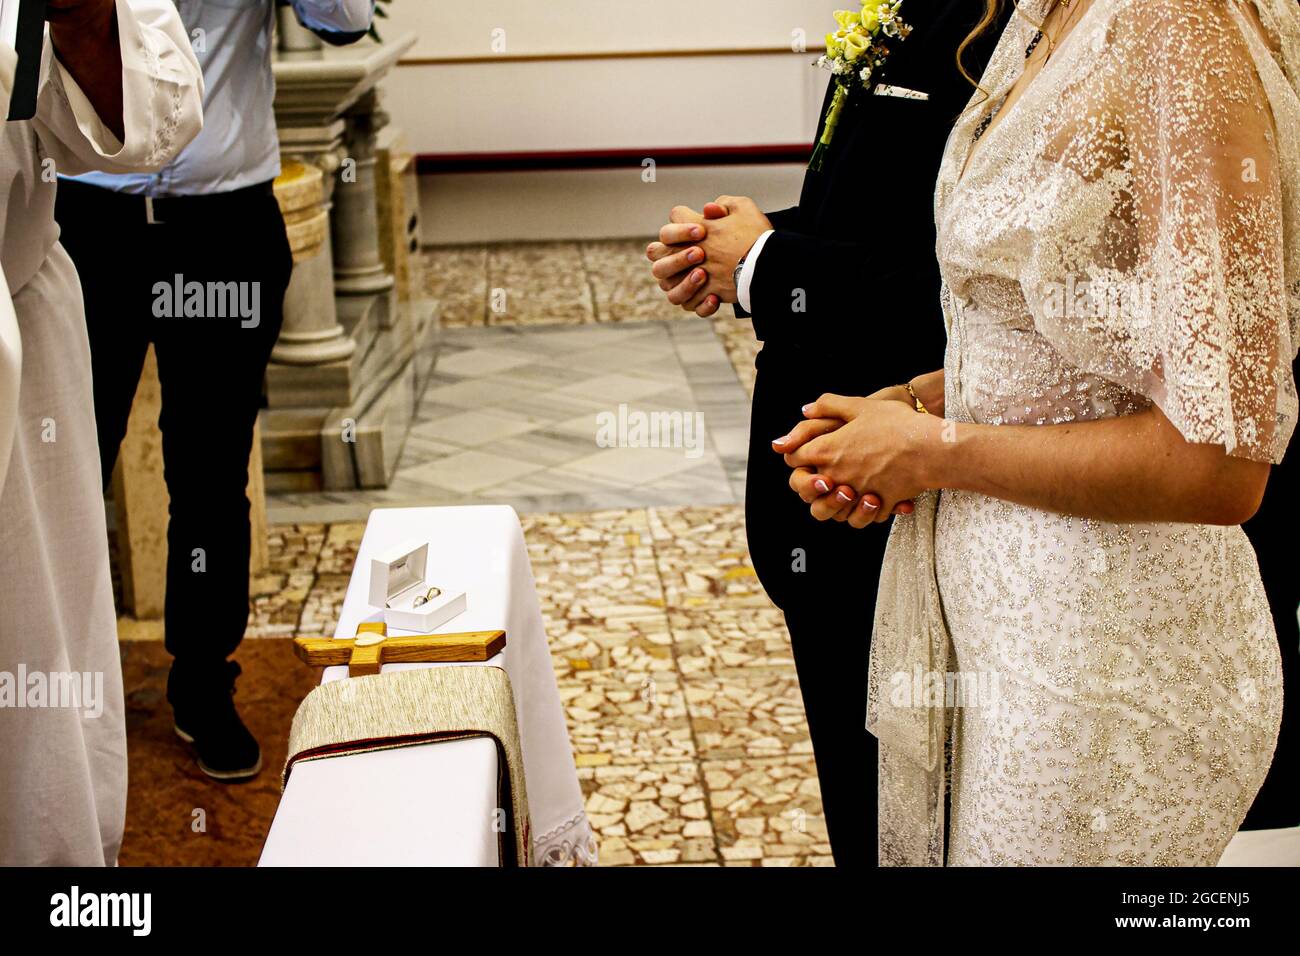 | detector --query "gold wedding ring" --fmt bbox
[902,382,928,415]
[413,586,443,607]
